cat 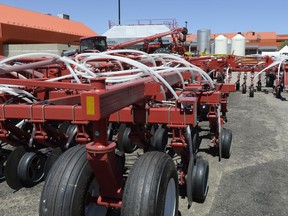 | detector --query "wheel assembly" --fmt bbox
[275,86,281,99]
[122,151,179,216]
[249,86,254,97]
[65,124,77,147]
[184,126,199,154]
[17,151,46,187]
[199,105,209,121]
[4,146,26,190]
[151,126,168,151]
[44,147,64,179]
[107,123,114,141]
[257,82,262,91]
[266,74,275,87]
[117,124,137,153]
[186,153,196,208]
[266,76,270,87]
[186,155,209,205]
[221,128,233,159]
[191,127,200,153]
[40,145,109,216]
[242,84,247,94]
[191,156,209,203]
[235,81,240,91]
